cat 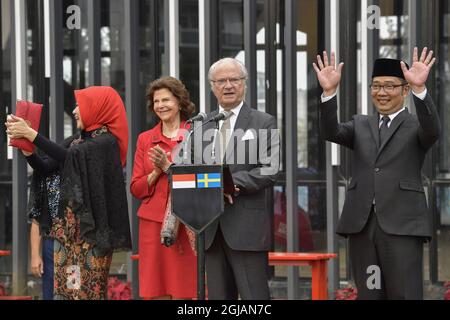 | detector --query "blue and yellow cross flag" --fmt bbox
[197,173,221,188]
